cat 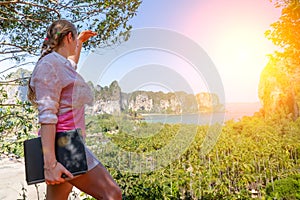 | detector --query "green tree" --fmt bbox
[0,69,37,156]
[259,0,300,119]
[266,0,300,57]
[266,174,300,199]
[0,0,141,76]
[1,0,141,54]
